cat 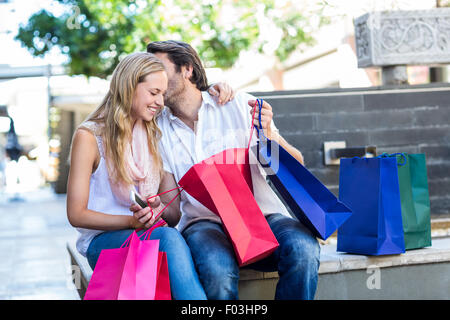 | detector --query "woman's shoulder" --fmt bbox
[78,120,104,136]
[73,126,98,149]
[71,126,102,165]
